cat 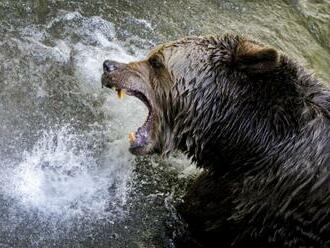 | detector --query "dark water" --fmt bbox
[0,0,329,247]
